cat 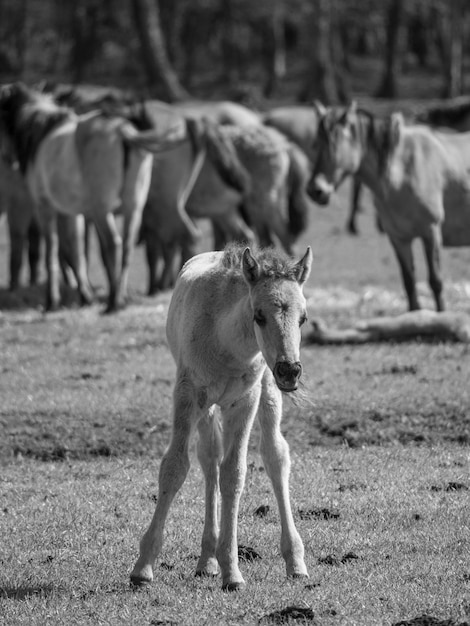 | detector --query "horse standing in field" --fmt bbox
[0,83,248,311]
[308,102,470,311]
[262,104,364,235]
[131,244,312,591]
